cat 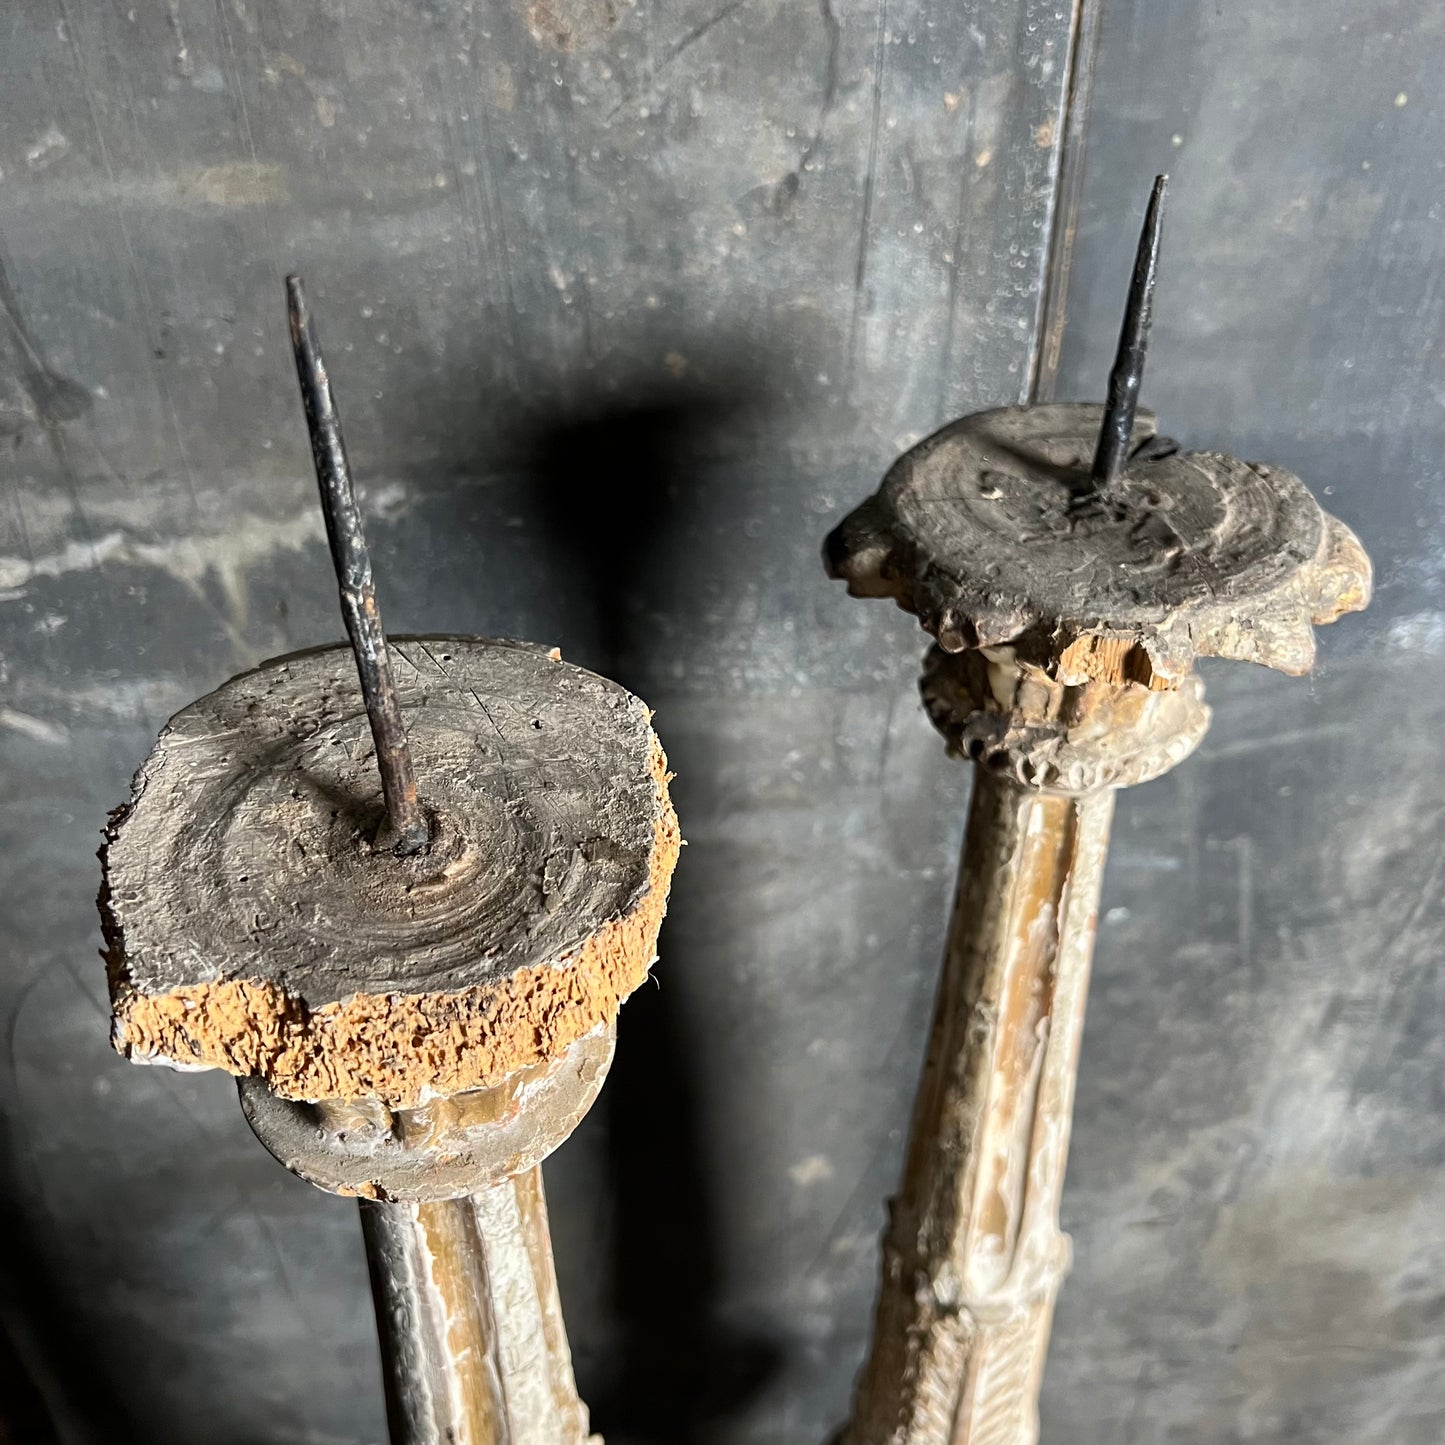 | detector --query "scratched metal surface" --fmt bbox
[0,1,1076,1441]
[1040,3,1445,1442]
